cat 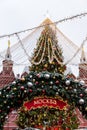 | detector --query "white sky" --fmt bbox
[0,0,87,52]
